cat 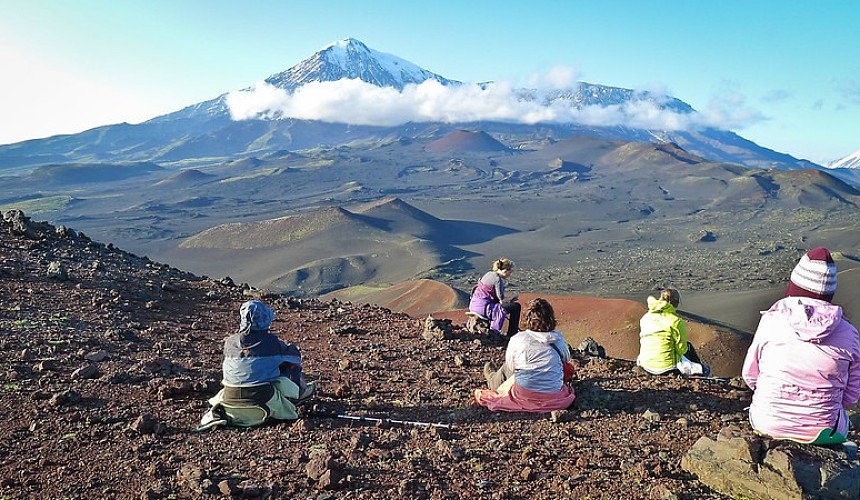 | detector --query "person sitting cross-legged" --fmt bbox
[475,298,575,413]
[198,299,315,430]
[636,287,709,377]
